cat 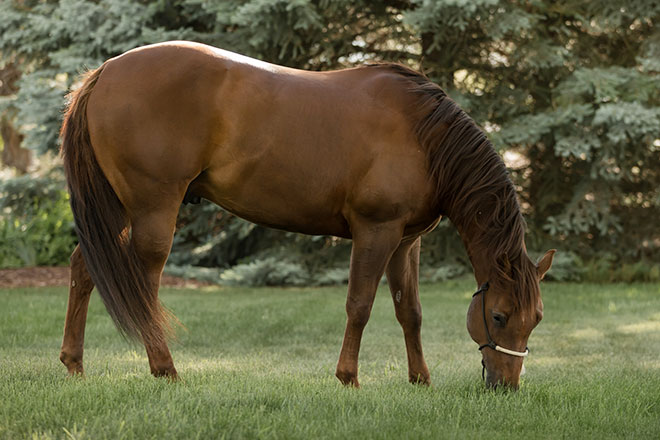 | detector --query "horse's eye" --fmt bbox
[492,313,507,328]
